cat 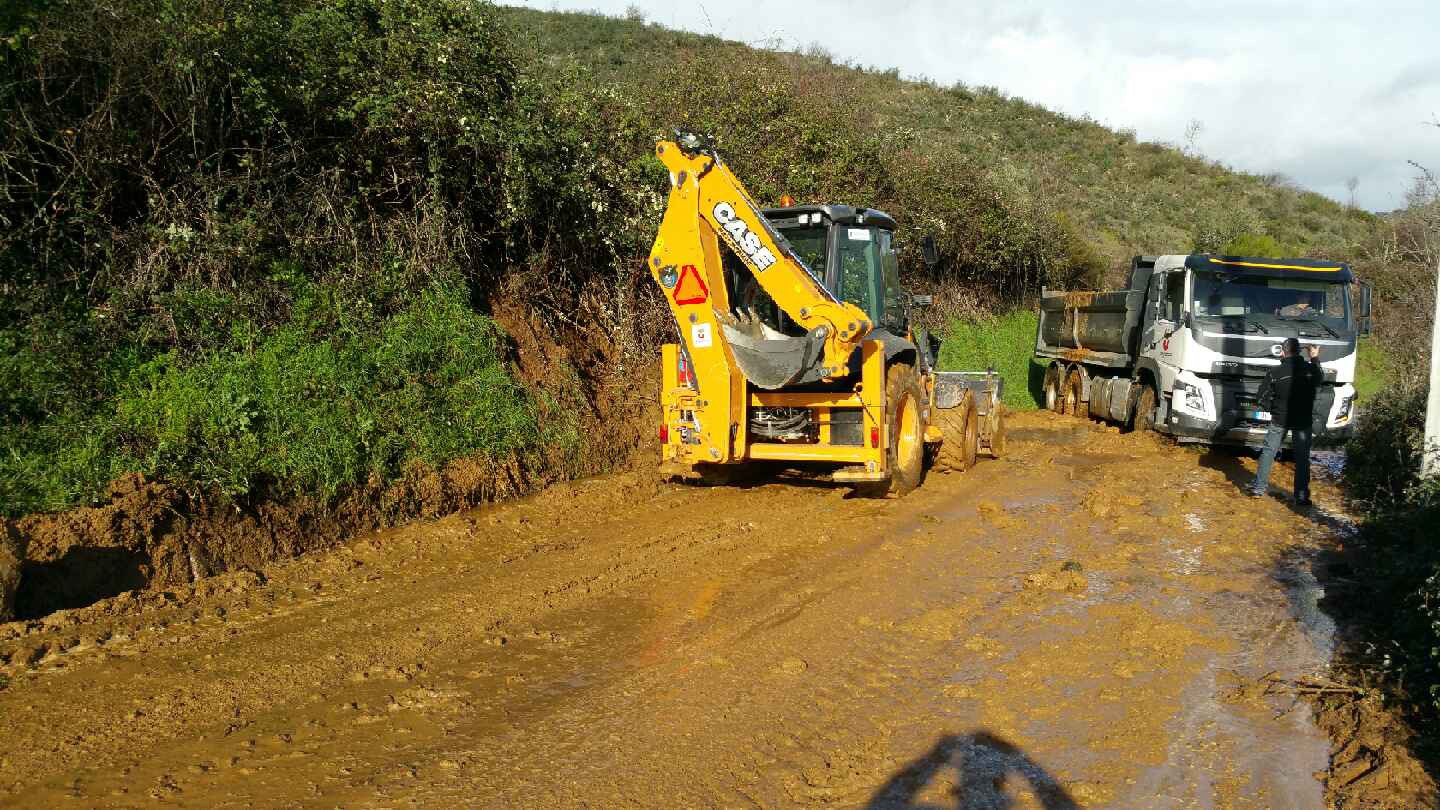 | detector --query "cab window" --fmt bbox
[879,230,904,328]
[1165,272,1185,322]
[836,226,880,319]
